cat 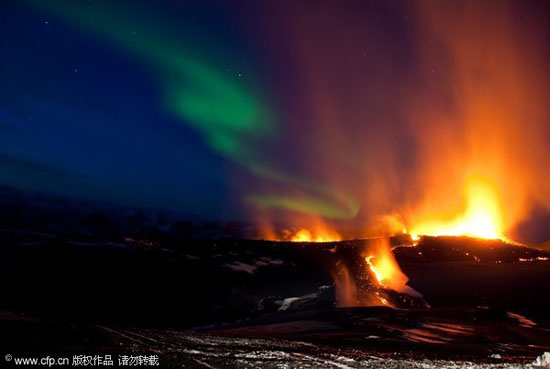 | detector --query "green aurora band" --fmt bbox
[27,0,358,219]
